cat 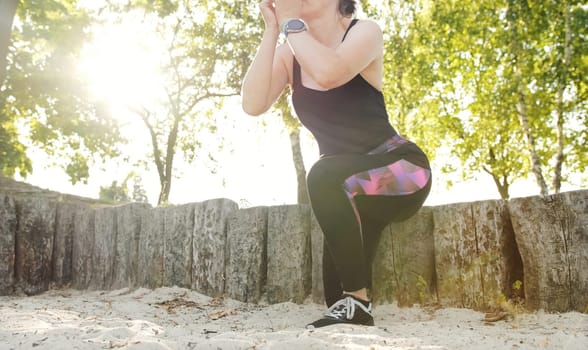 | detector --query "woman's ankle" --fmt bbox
[344,288,370,302]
